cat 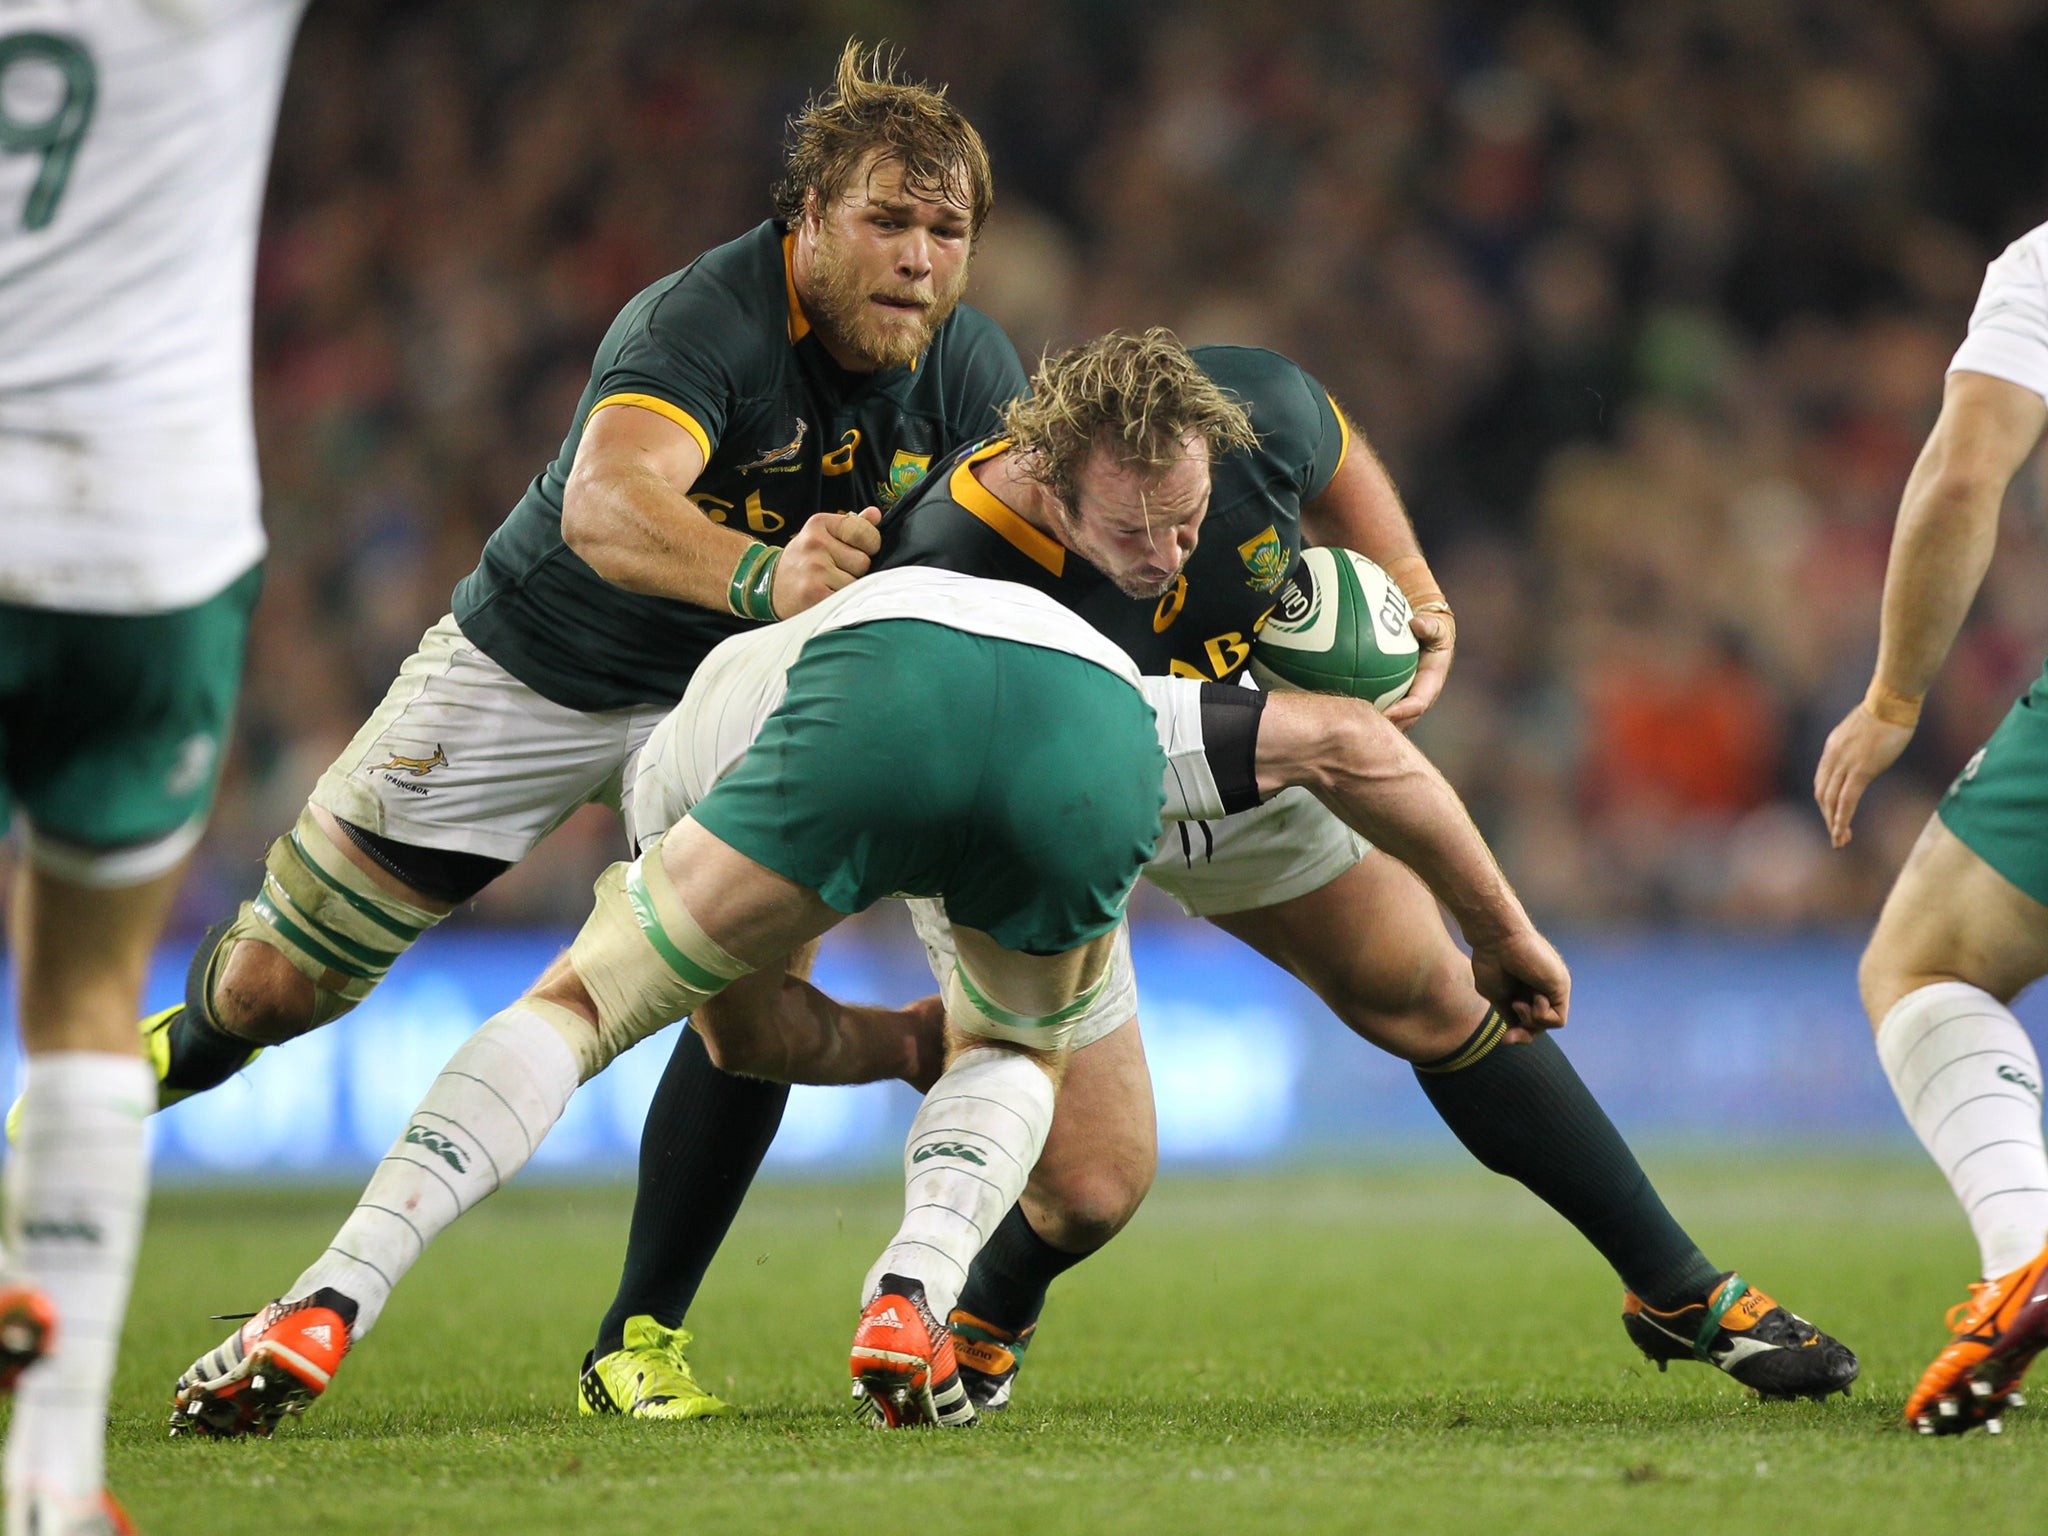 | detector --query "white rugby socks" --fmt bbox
[1878,982,2048,1279]
[2,1051,153,1507]
[290,1006,581,1338]
[865,1047,1057,1320]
